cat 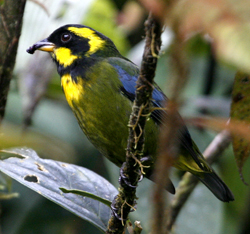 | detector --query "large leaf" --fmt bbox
[230,72,250,182]
[0,148,118,232]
